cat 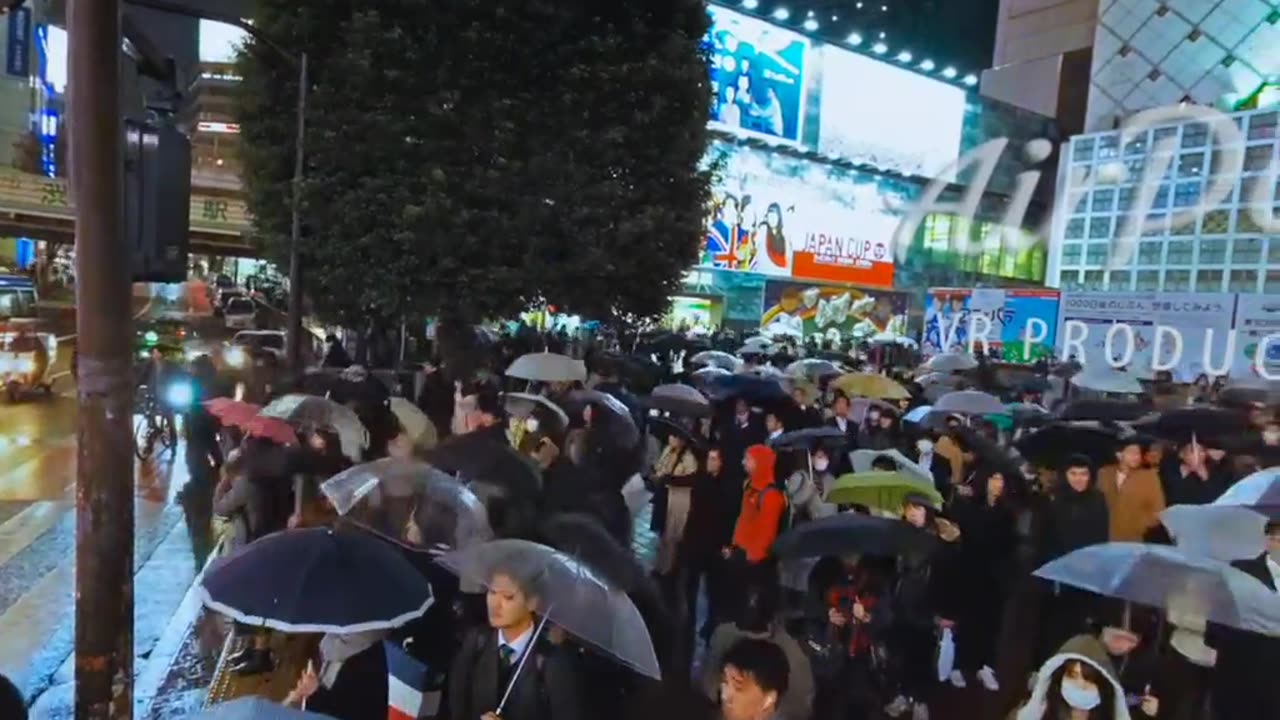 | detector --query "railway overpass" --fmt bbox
[0,166,256,257]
